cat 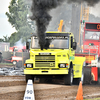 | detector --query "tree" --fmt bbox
[9,32,19,46]
[0,38,4,42]
[3,35,10,42]
[6,0,35,46]
[0,35,10,42]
